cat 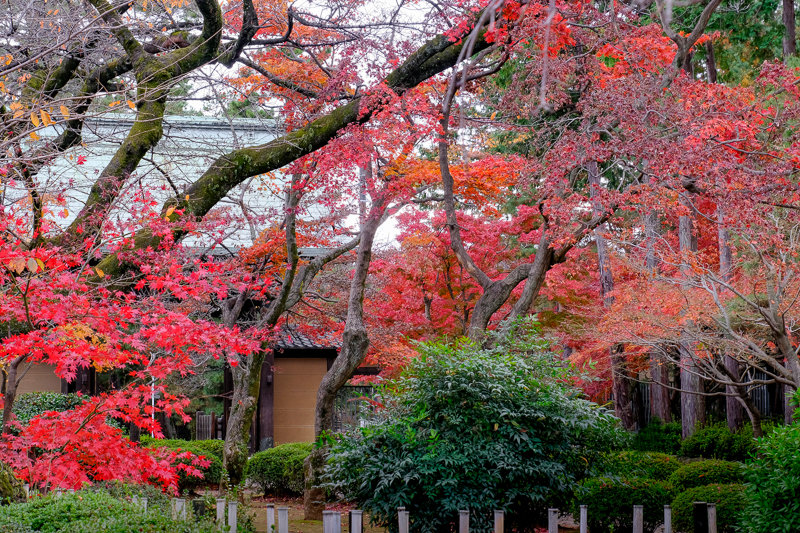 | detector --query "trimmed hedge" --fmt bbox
[141,438,224,493]
[672,484,746,533]
[578,477,675,533]
[602,450,682,481]
[680,423,757,462]
[741,422,800,532]
[668,460,744,492]
[246,442,312,496]
[632,420,682,455]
